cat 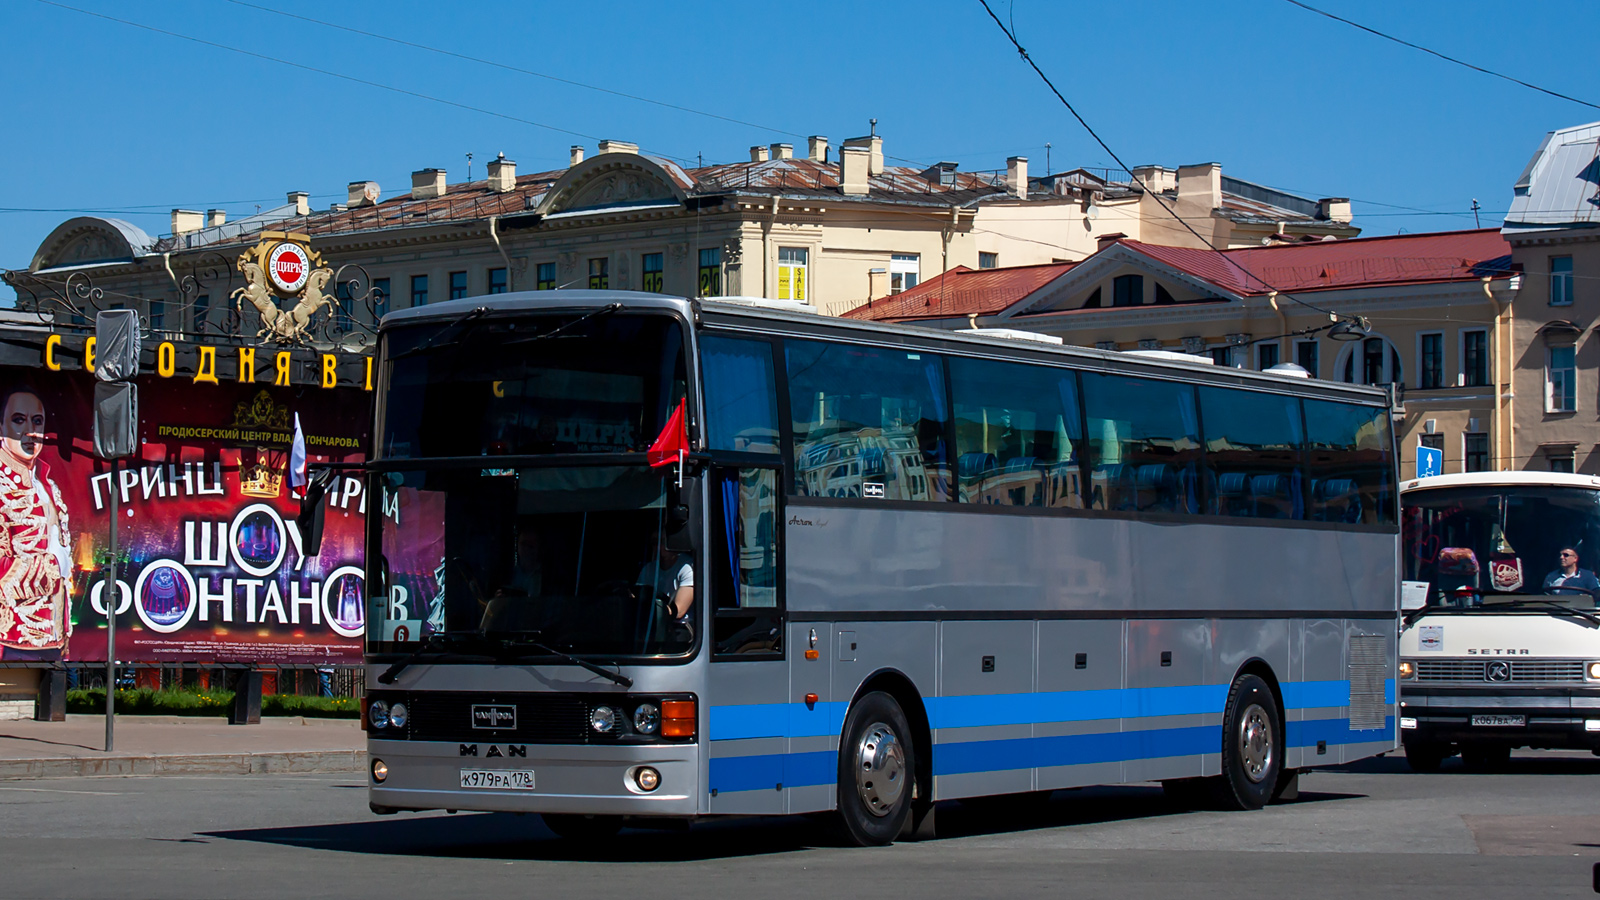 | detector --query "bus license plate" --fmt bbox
[1470,715,1525,727]
[460,769,535,790]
